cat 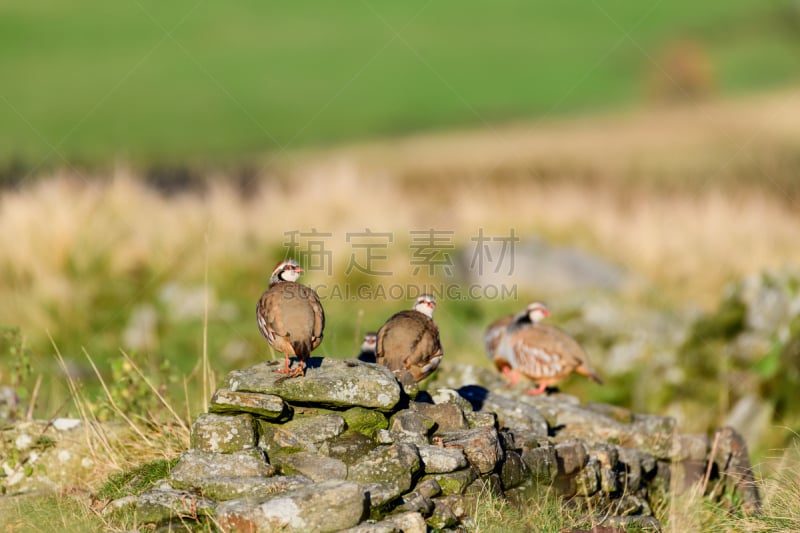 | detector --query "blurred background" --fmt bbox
[1,0,800,460]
